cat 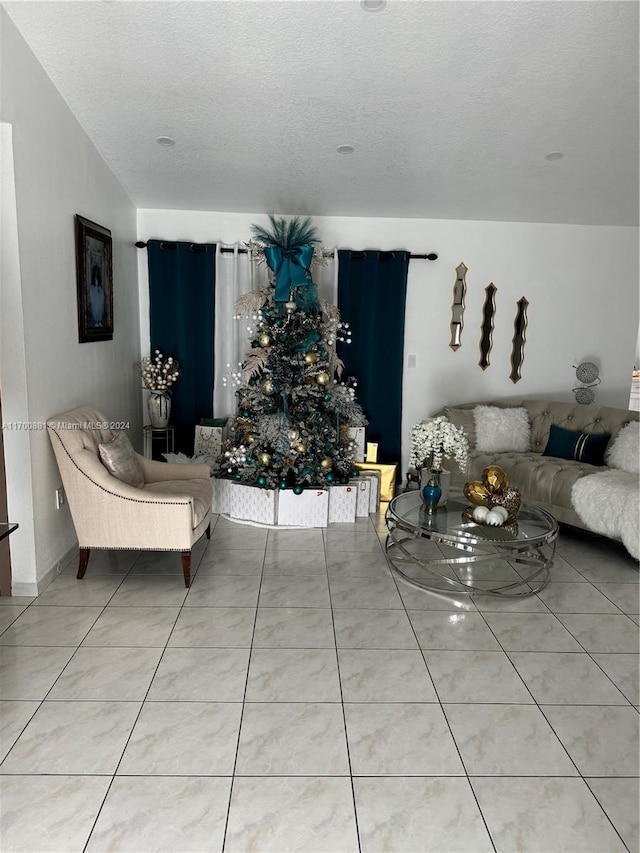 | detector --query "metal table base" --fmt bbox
[385,493,558,598]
